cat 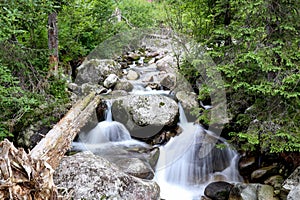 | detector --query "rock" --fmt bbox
[75,59,121,85]
[204,181,233,200]
[264,175,284,190]
[238,156,256,176]
[114,81,134,92]
[282,166,300,192]
[115,158,154,180]
[176,91,199,110]
[156,55,177,73]
[127,70,140,80]
[112,95,179,138]
[287,184,300,200]
[229,183,276,200]
[147,147,160,169]
[81,83,107,96]
[159,73,176,90]
[17,122,49,150]
[251,165,278,182]
[53,152,160,200]
[104,74,119,88]
[68,82,80,93]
